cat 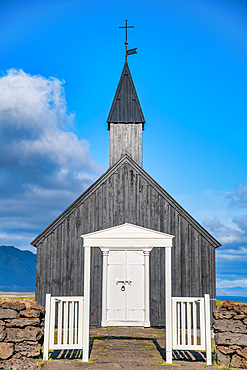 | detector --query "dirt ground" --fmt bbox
[39,327,219,370]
